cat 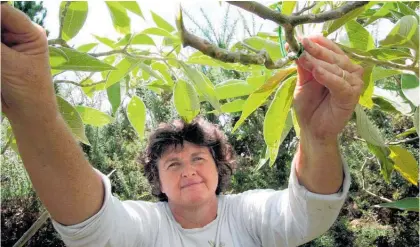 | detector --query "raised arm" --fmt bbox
[1,4,103,226]
[293,36,364,194]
